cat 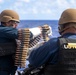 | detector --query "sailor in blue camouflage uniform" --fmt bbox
[28,8,76,75]
[0,9,35,75]
[0,9,20,75]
